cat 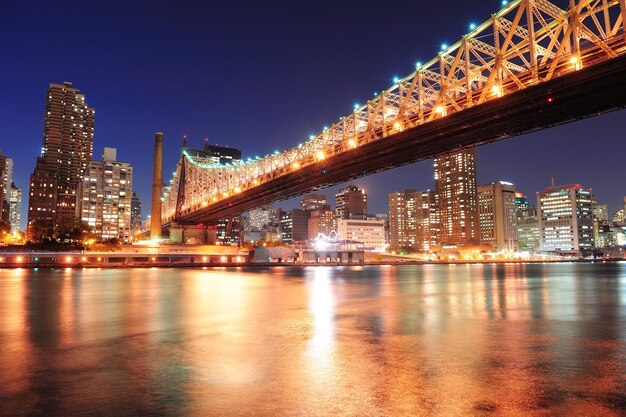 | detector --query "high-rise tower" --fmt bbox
[27,82,95,239]
[434,148,479,245]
